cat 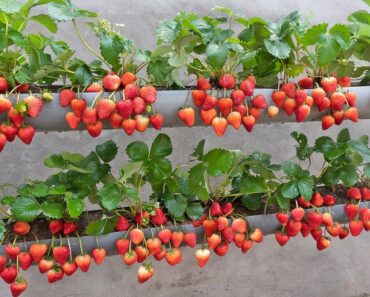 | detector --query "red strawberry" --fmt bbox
[221,202,234,216]
[184,232,196,248]
[210,202,222,216]
[138,263,154,283]
[116,99,133,117]
[123,250,137,266]
[202,95,217,110]
[312,228,323,241]
[275,231,290,246]
[361,187,370,201]
[291,207,305,221]
[214,240,229,256]
[195,248,210,268]
[53,245,70,265]
[178,107,195,127]
[281,82,296,98]
[135,245,149,263]
[323,194,336,206]
[165,248,182,266]
[140,85,157,104]
[217,216,228,231]
[338,76,351,87]
[122,118,136,135]
[86,82,103,92]
[1,265,17,284]
[329,92,346,111]
[17,125,35,144]
[312,87,326,105]
[97,99,116,119]
[135,211,150,226]
[344,107,358,122]
[0,96,12,112]
[197,77,211,90]
[217,97,233,116]
[59,89,75,107]
[5,244,20,260]
[218,74,236,89]
[276,212,289,225]
[241,239,254,254]
[333,110,345,125]
[345,91,356,106]
[295,104,310,122]
[311,192,324,207]
[151,208,167,225]
[62,260,77,276]
[326,222,342,237]
[29,243,47,263]
[232,218,247,233]
[305,96,314,108]
[82,107,97,124]
[297,196,310,208]
[231,90,245,106]
[295,90,307,104]
[24,95,43,117]
[212,117,227,137]
[63,221,77,235]
[38,258,54,273]
[0,124,17,142]
[321,115,335,130]
[233,232,245,248]
[349,220,363,236]
[317,97,331,112]
[0,77,9,93]
[135,115,149,132]
[131,97,145,115]
[250,228,263,243]
[18,252,32,270]
[49,220,63,235]
[192,213,207,227]
[242,115,256,132]
[13,221,30,236]
[252,94,267,109]
[221,226,234,243]
[171,231,184,248]
[271,90,286,108]
[75,254,91,272]
[201,108,217,125]
[116,238,130,255]
[158,229,171,244]
[86,121,103,137]
[240,79,254,96]
[103,73,121,91]
[339,227,350,239]
[300,221,311,237]
[321,77,337,93]
[249,107,260,120]
[124,84,139,99]
[149,114,163,130]
[322,212,334,226]
[344,203,359,221]
[130,228,144,245]
[233,104,248,117]
[10,277,27,297]
[347,187,361,200]
[115,216,129,231]
[307,211,323,229]
[71,98,87,116]
[207,233,222,249]
[286,220,302,237]
[202,219,217,237]
[282,98,297,116]
[0,132,6,152]
[316,236,331,251]
[47,267,64,283]
[267,106,279,118]
[121,72,137,87]
[192,89,207,107]
[298,77,313,89]
[109,112,123,128]
[65,112,80,129]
